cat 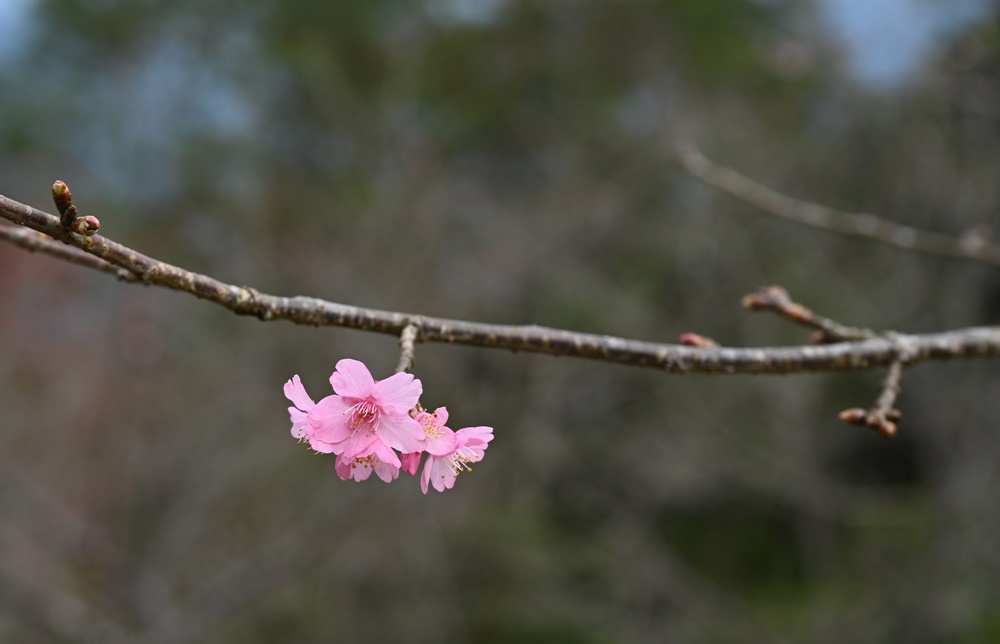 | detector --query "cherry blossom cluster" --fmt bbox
[284,359,494,493]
